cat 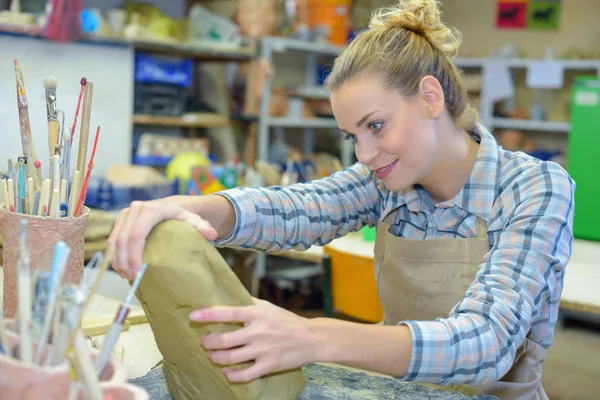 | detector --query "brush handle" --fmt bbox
[48,120,59,159]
